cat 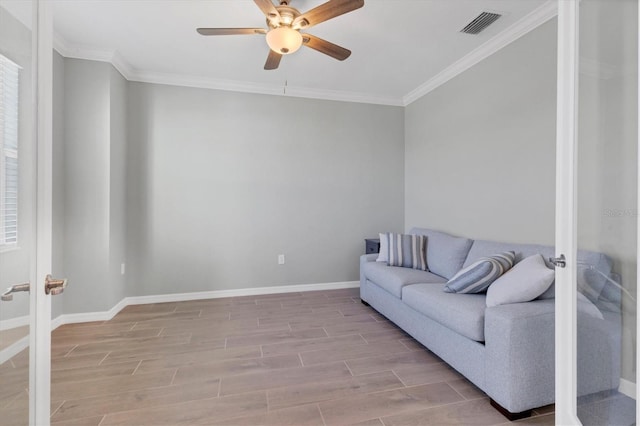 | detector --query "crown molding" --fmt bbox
[128,69,282,96]
[54,32,114,64]
[283,85,403,106]
[54,32,135,80]
[53,31,402,106]
[51,1,556,108]
[110,67,403,106]
[402,0,558,106]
